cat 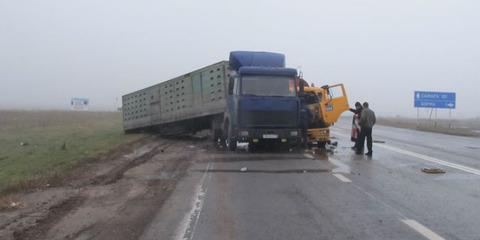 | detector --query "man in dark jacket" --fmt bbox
[356,102,376,156]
